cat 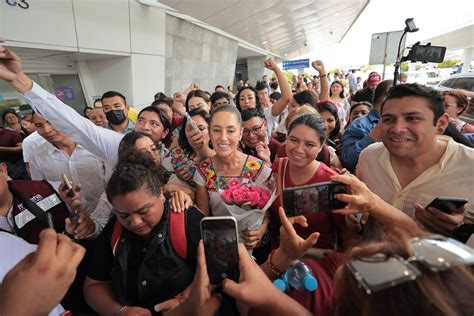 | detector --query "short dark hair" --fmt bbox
[93,99,102,107]
[101,91,127,104]
[241,108,265,122]
[293,90,316,107]
[118,131,153,156]
[316,101,341,140]
[382,83,445,124]
[270,82,279,90]
[106,149,163,203]
[373,80,394,105]
[235,87,261,111]
[214,85,225,91]
[185,90,210,112]
[288,113,327,145]
[179,109,210,155]
[255,81,268,92]
[2,108,19,124]
[210,92,230,106]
